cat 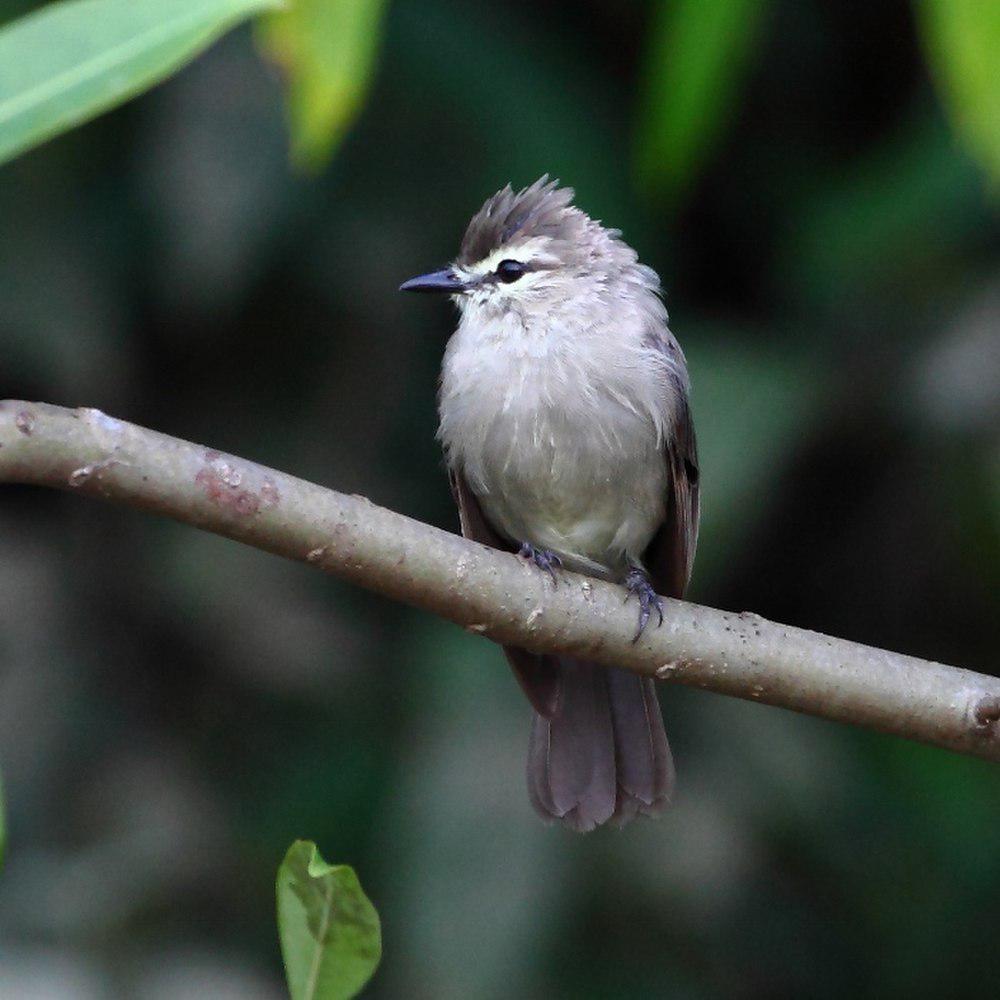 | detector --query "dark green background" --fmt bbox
[0,1,998,997]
